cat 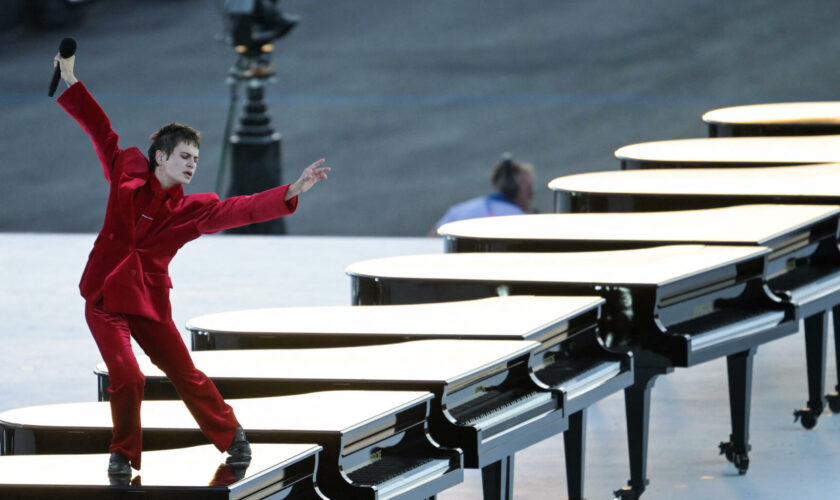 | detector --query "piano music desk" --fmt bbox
[346,245,797,500]
[185,296,630,500]
[93,339,562,500]
[0,443,324,499]
[702,102,840,137]
[0,391,460,500]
